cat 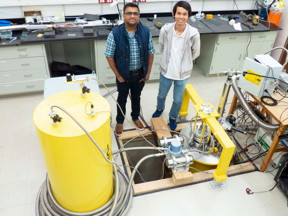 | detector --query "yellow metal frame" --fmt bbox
[179,84,236,182]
